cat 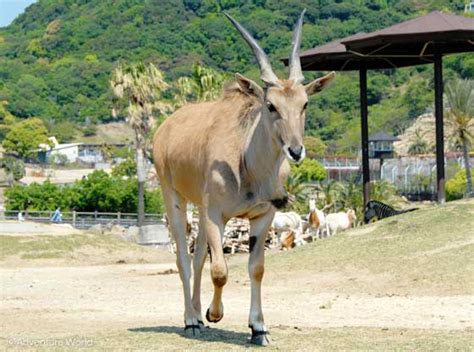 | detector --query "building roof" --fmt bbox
[369,132,400,142]
[342,11,474,57]
[284,11,474,72]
